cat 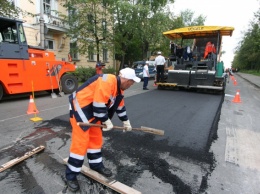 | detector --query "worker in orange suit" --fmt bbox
[96,61,105,74]
[204,41,216,59]
[65,68,141,192]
